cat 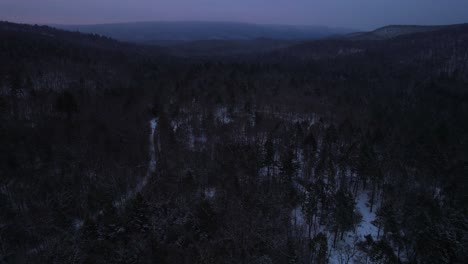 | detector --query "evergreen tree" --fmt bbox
[301,185,318,239]
[263,135,275,178]
[279,147,297,186]
[55,90,78,120]
[127,193,151,234]
[311,233,328,264]
[333,188,355,246]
